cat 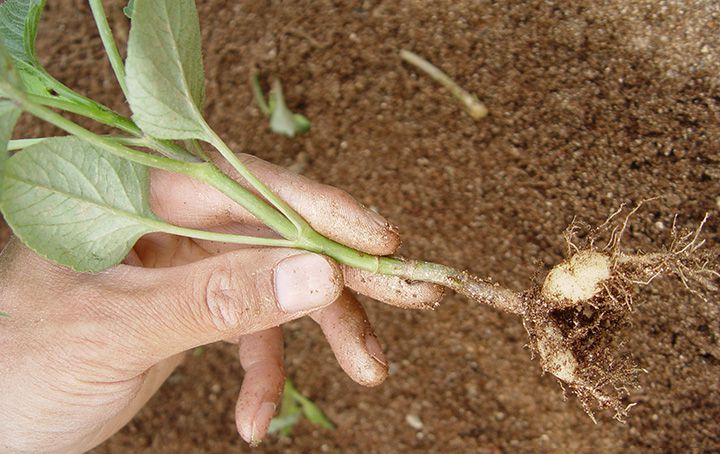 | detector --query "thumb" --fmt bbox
[101,249,342,367]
